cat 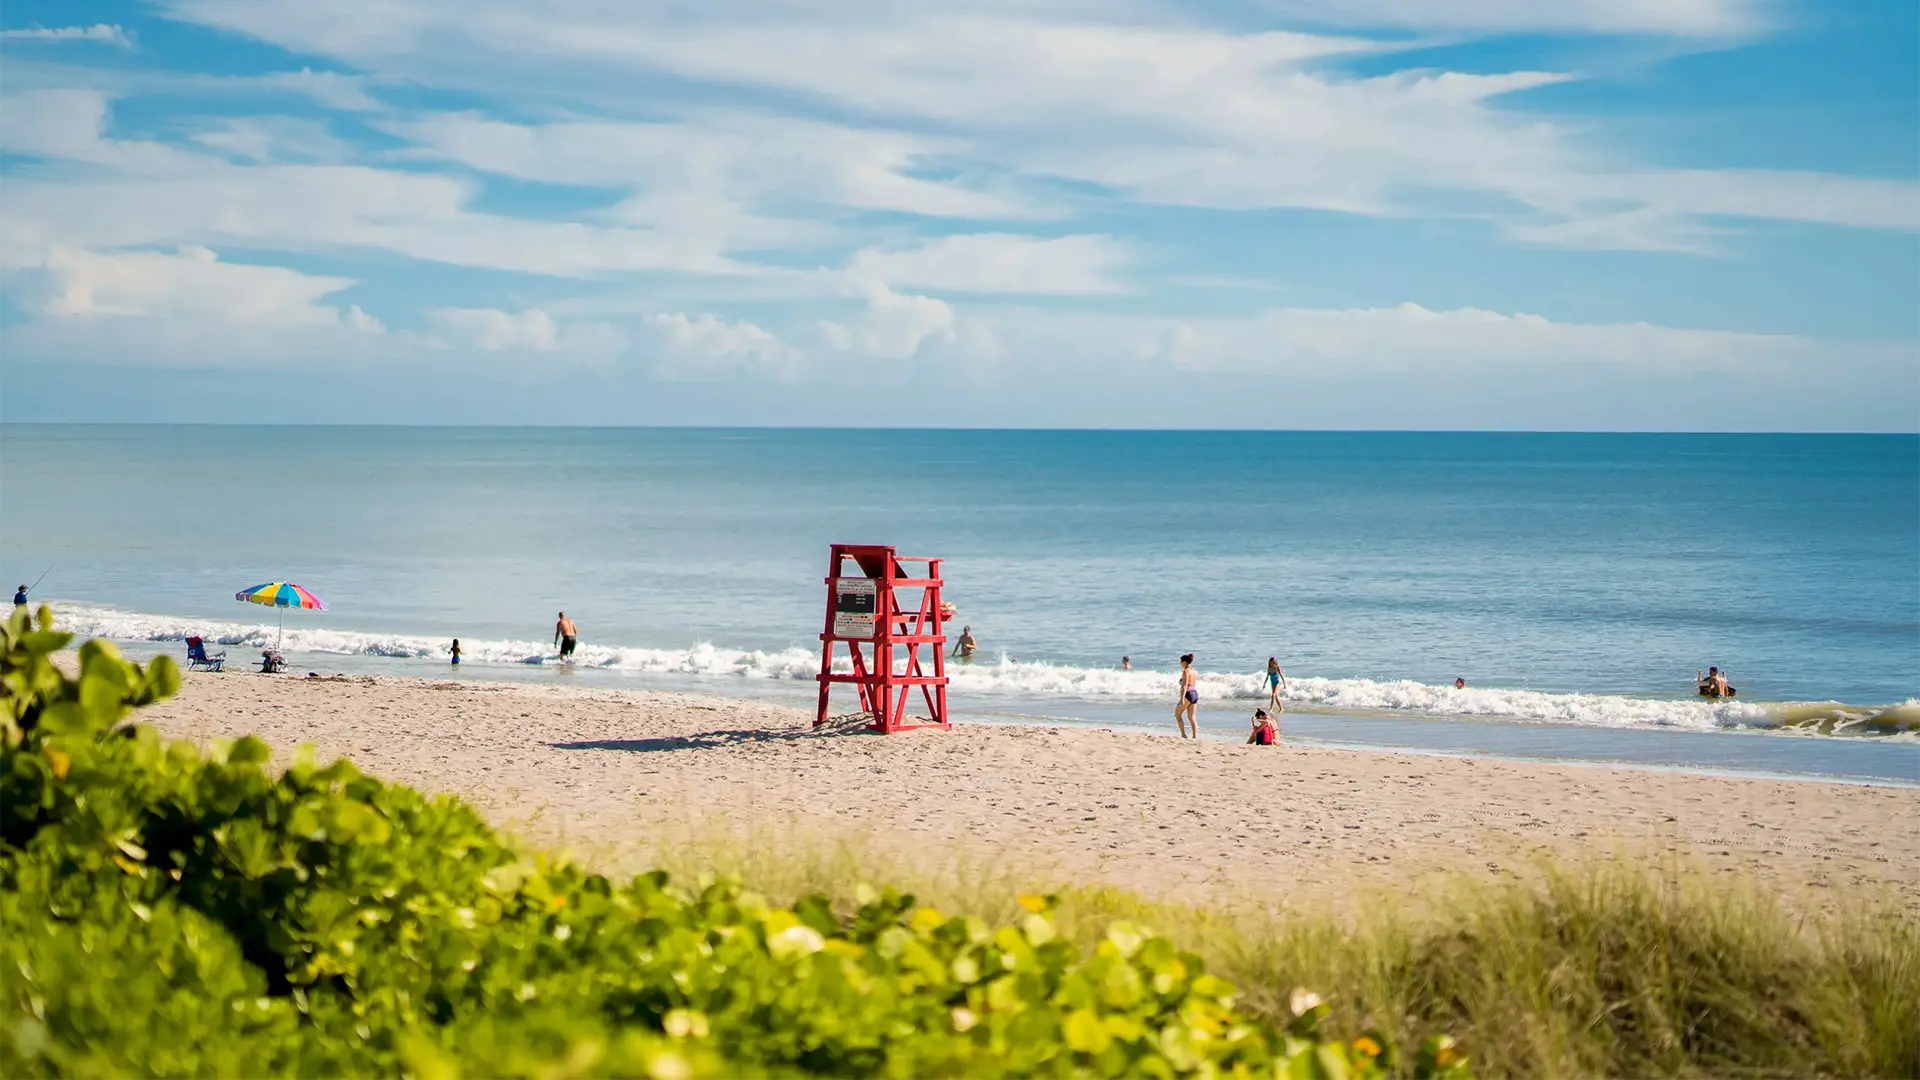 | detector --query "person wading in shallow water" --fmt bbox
[554,612,579,661]
[1174,653,1199,739]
